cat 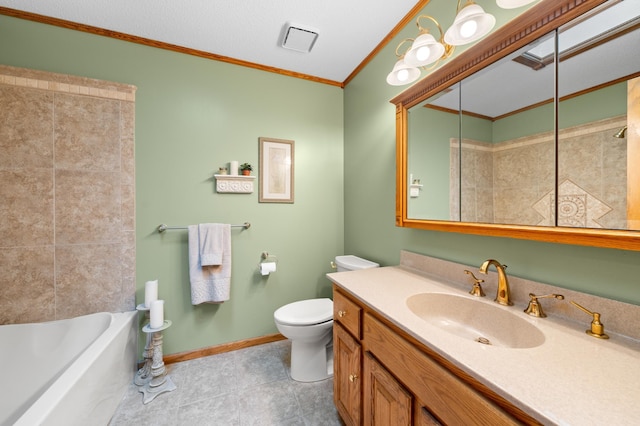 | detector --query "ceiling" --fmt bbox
[0,0,423,86]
